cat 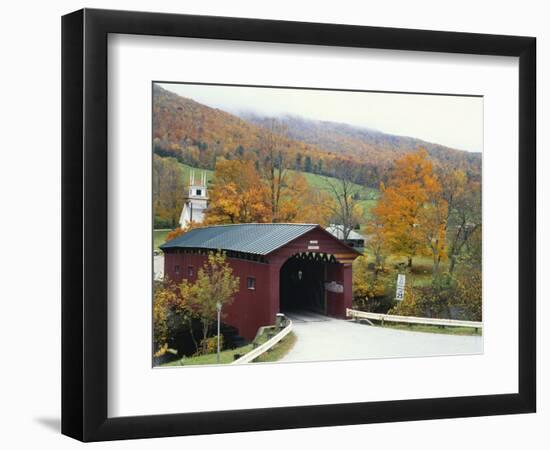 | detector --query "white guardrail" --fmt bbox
[346,308,483,329]
[232,320,293,364]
